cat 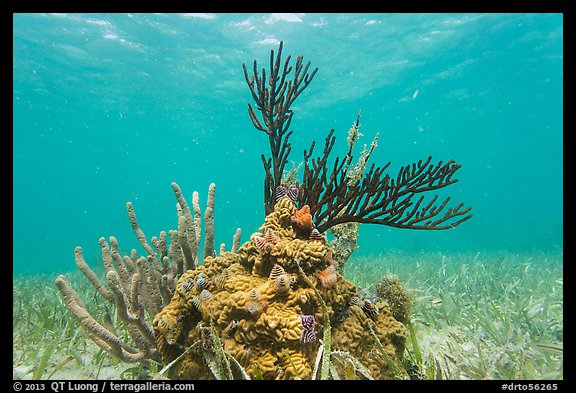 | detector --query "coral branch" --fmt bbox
[168,230,185,276]
[243,44,472,237]
[203,183,216,260]
[172,182,198,270]
[151,231,168,261]
[56,182,236,365]
[192,191,202,246]
[231,228,242,253]
[243,41,317,213]
[73,246,113,302]
[178,215,196,270]
[299,124,472,233]
[55,274,160,363]
[126,202,155,257]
